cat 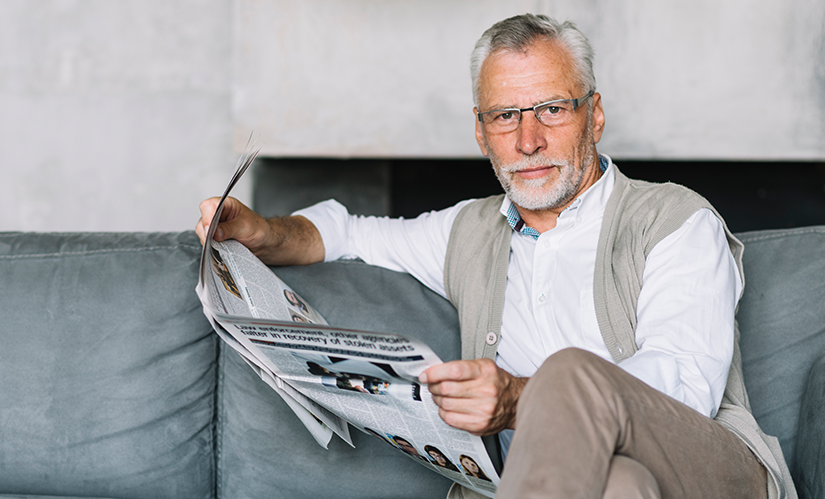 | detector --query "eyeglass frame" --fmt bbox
[476,90,595,130]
